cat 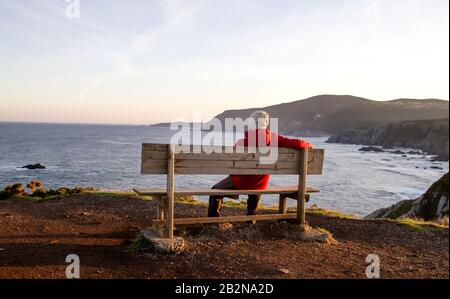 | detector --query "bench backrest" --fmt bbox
[141,143,324,175]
